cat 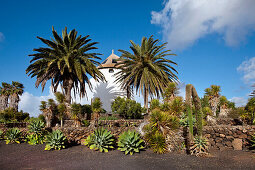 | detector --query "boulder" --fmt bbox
[232,138,242,150]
